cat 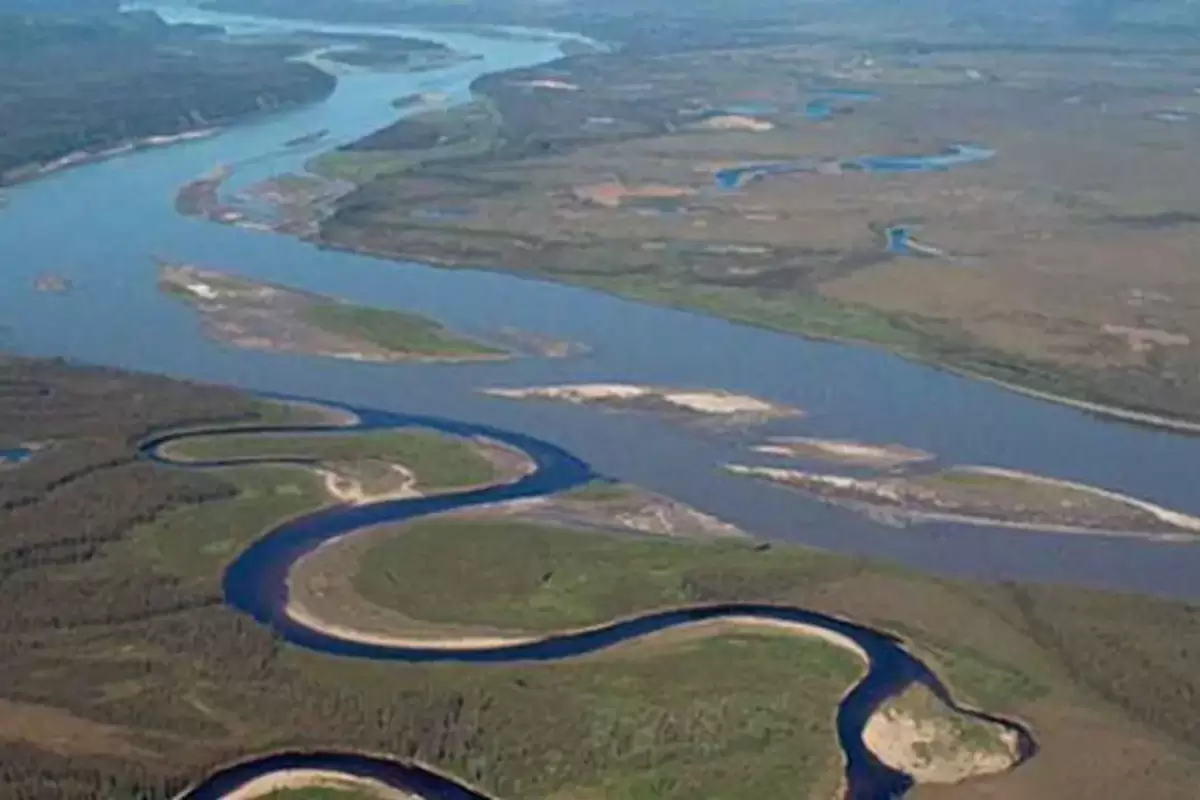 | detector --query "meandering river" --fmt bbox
[3,1,1200,606]
[147,403,1034,800]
